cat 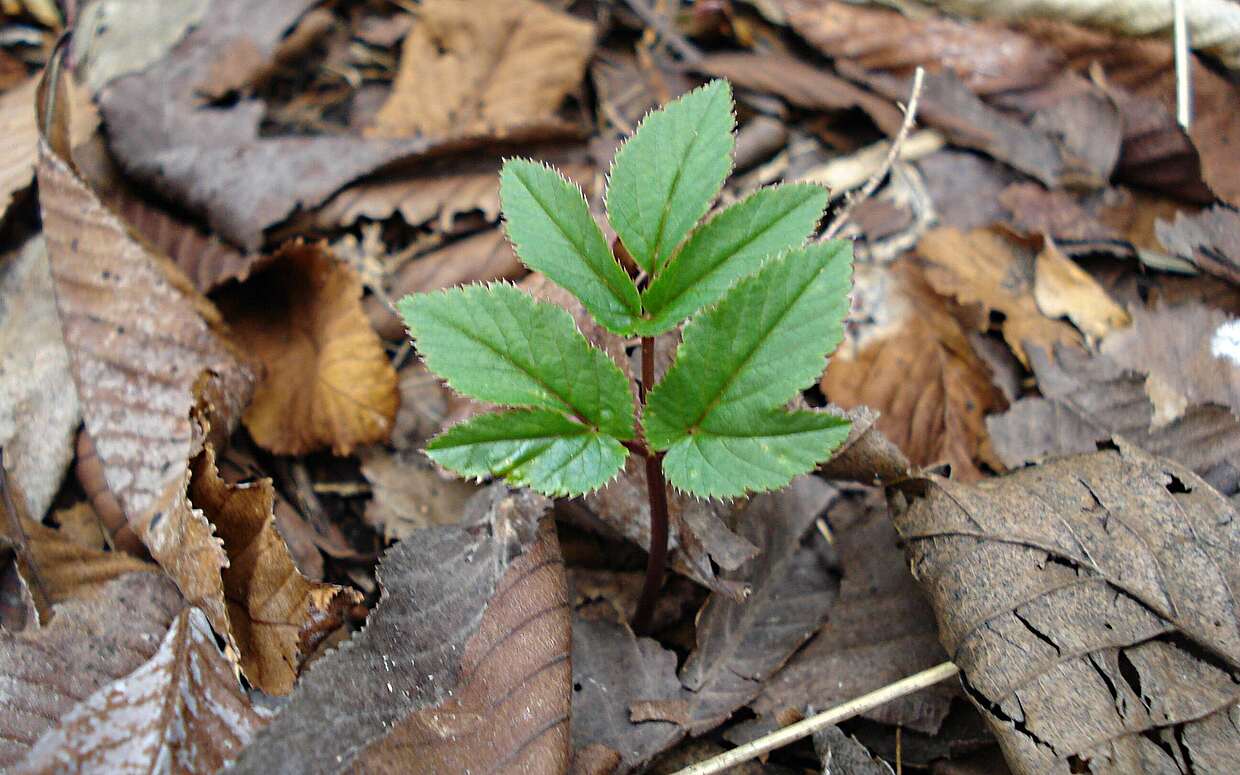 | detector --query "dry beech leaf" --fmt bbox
[349,516,570,773]
[1157,205,1240,286]
[1033,239,1130,340]
[778,0,1061,95]
[19,607,270,774]
[918,227,1080,366]
[0,573,183,768]
[218,241,398,456]
[359,447,480,541]
[189,445,358,695]
[822,262,1007,480]
[987,345,1240,497]
[36,76,257,651]
[755,493,956,735]
[228,485,551,774]
[0,236,80,520]
[0,75,36,221]
[570,616,684,774]
[891,442,1240,774]
[1101,302,1240,426]
[369,0,594,138]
